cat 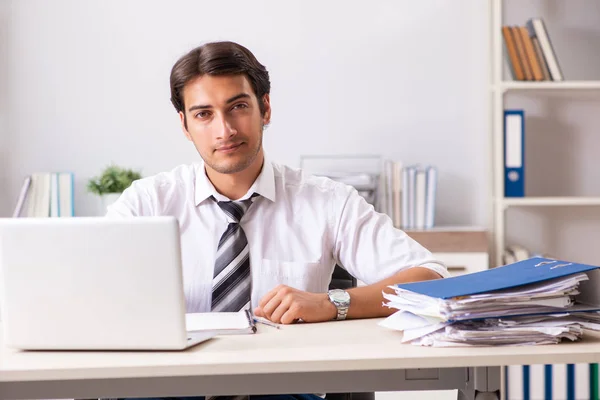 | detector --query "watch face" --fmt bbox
[330,290,350,304]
